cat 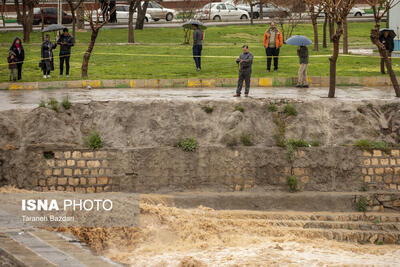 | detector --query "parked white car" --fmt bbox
[315,6,365,17]
[194,3,249,21]
[145,1,176,21]
[98,5,152,23]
